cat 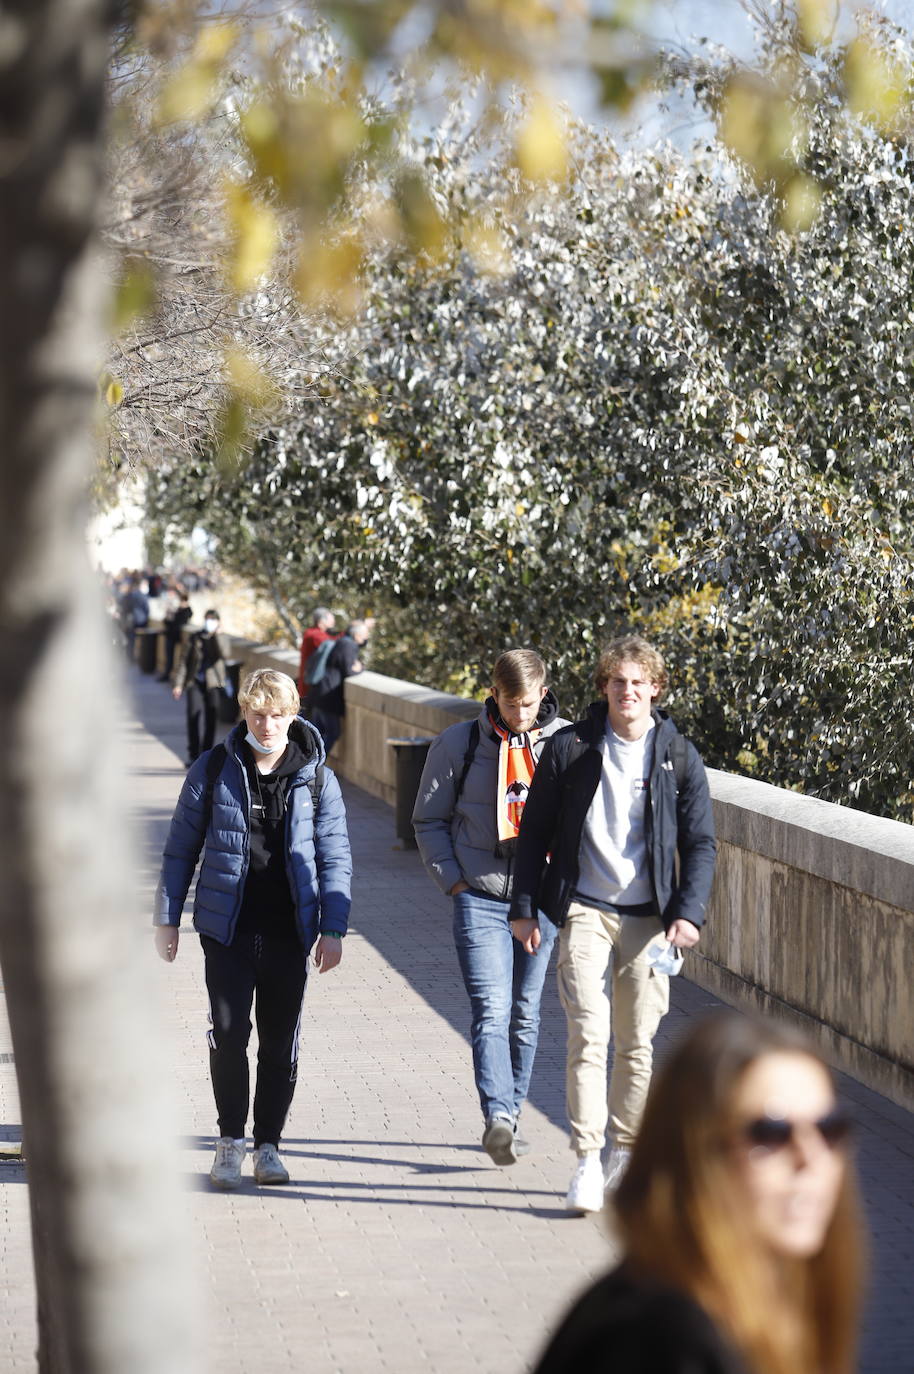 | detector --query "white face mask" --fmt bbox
[204,618,219,634]
[245,730,276,755]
